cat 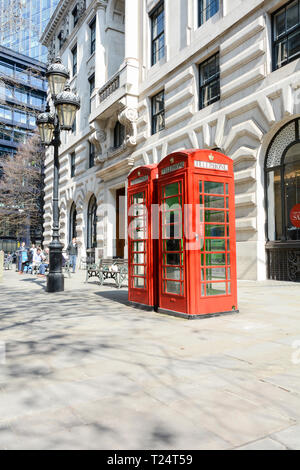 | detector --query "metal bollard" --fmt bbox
[0,250,4,283]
